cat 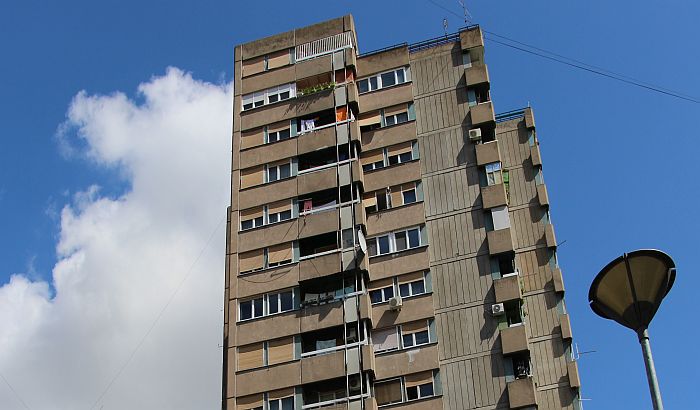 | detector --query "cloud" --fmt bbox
[0,67,232,409]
